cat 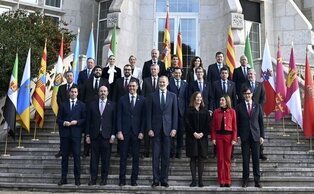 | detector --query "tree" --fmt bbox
[0,9,75,97]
